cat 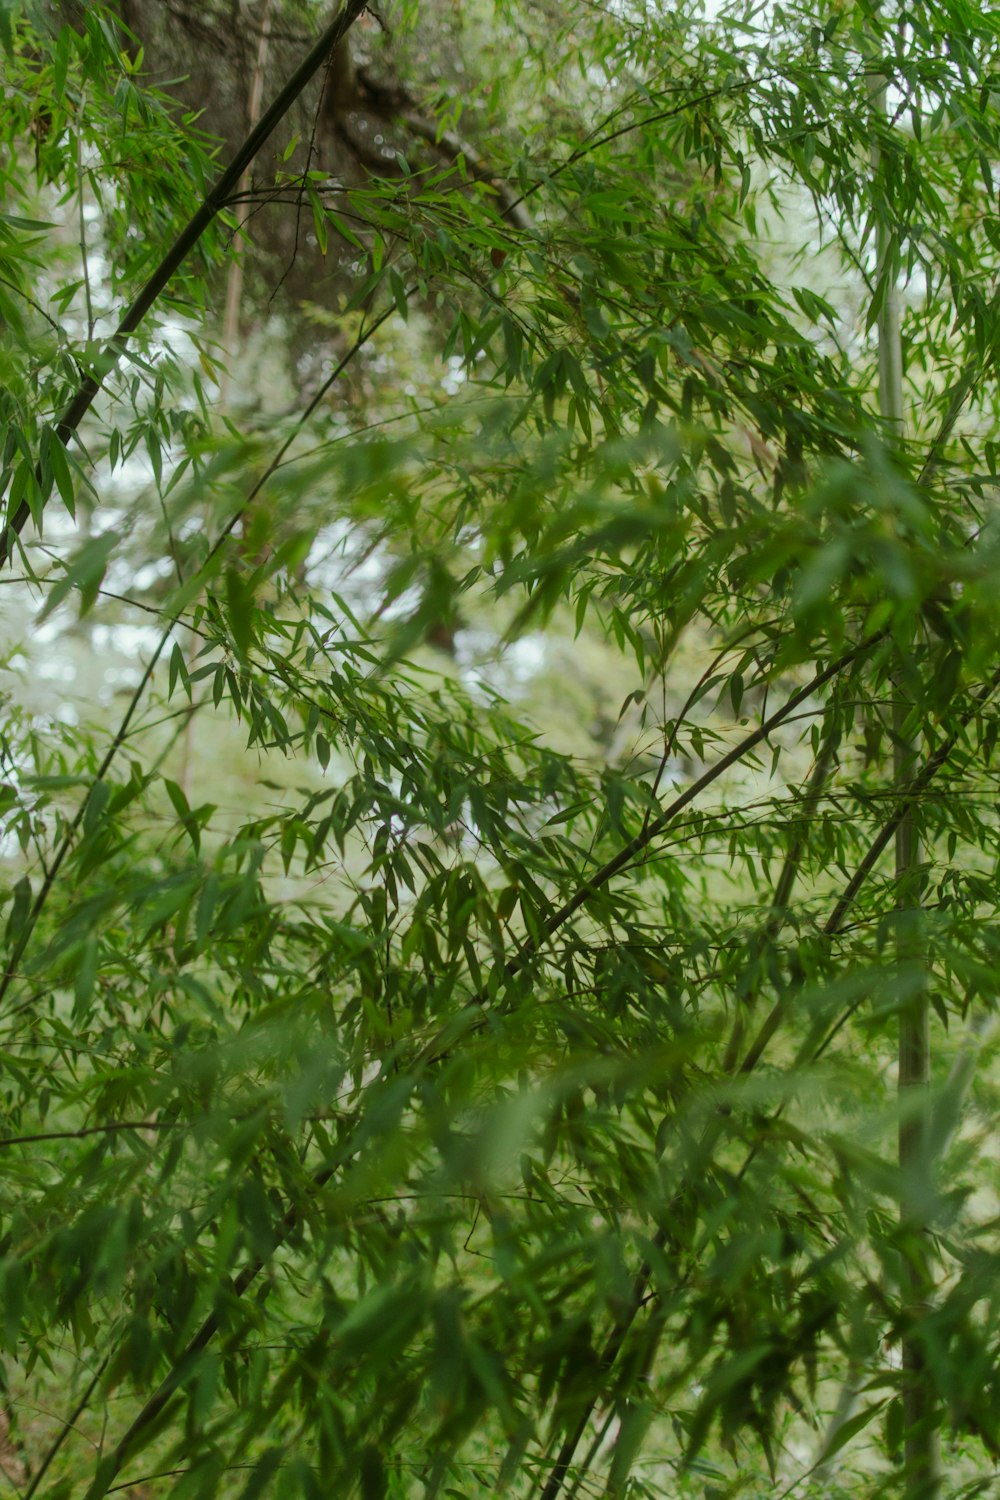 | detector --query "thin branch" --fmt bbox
[494,640,873,1001]
[0,275,64,338]
[723,719,840,1075]
[78,1159,337,1499]
[0,637,169,1012]
[0,1120,175,1148]
[0,1108,348,1151]
[506,74,769,222]
[23,1355,110,1500]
